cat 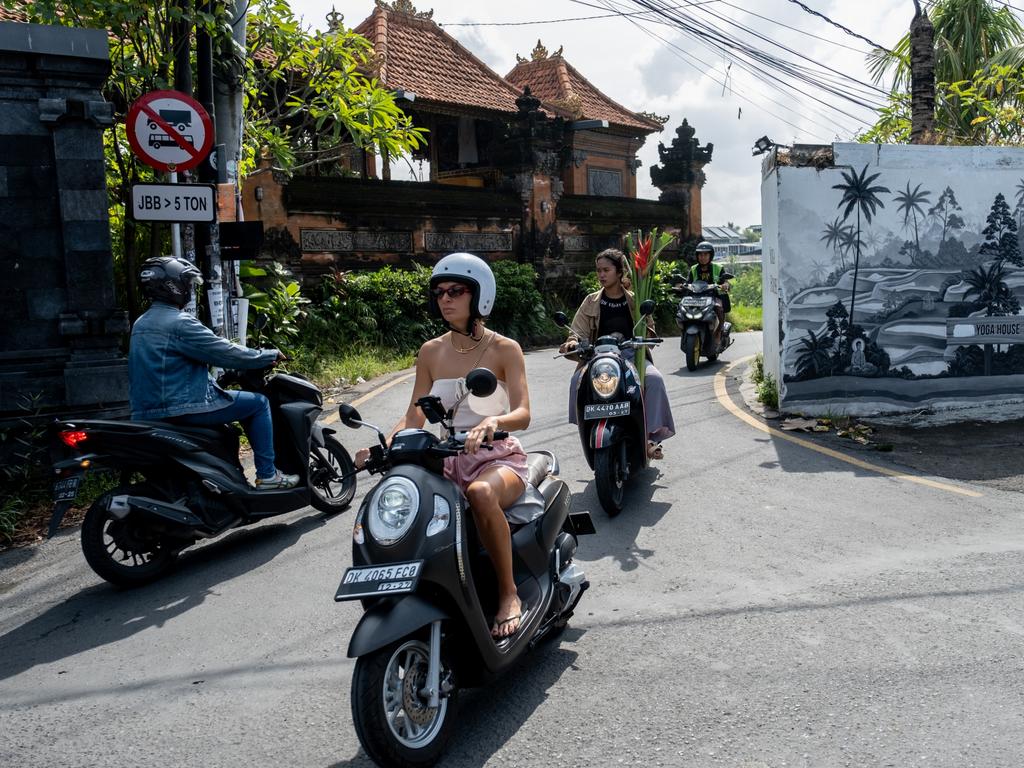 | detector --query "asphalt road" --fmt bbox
[3,332,1024,767]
